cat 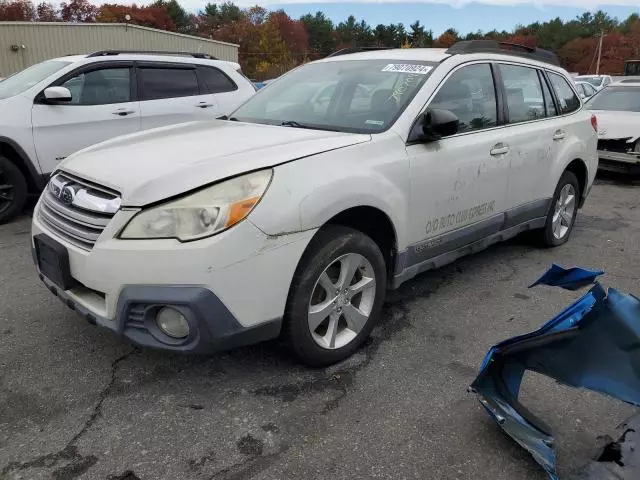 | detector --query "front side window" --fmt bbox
[60,68,131,105]
[428,63,497,133]
[549,73,581,114]
[231,59,436,133]
[0,60,71,100]
[200,67,236,94]
[500,64,546,123]
[140,67,199,101]
[585,86,640,112]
